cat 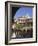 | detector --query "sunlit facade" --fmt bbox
[11,16,33,38]
[15,16,33,27]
